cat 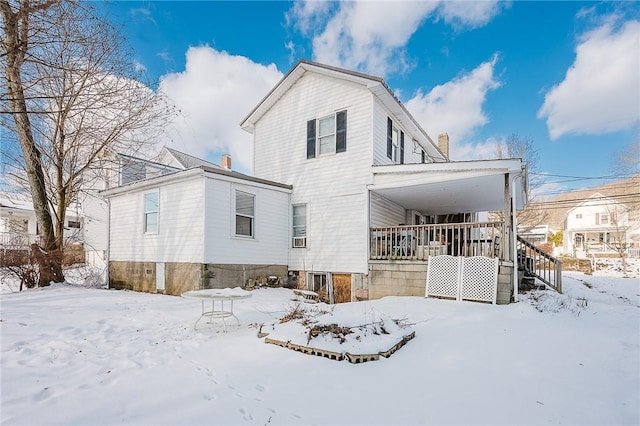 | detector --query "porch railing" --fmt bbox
[370,222,504,261]
[516,236,562,293]
[0,232,40,248]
